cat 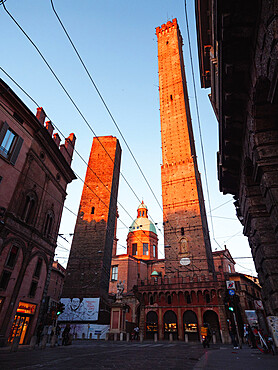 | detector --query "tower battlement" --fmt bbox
[36,107,76,164]
[156,18,178,35]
